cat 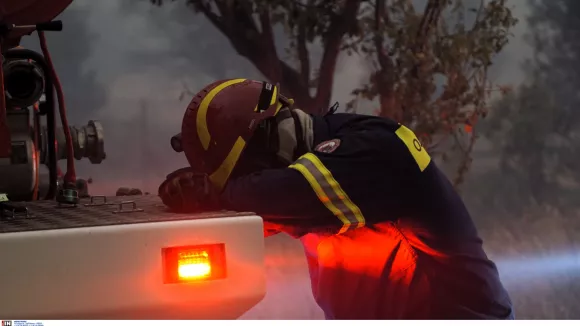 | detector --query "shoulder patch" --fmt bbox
[315,139,341,153]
